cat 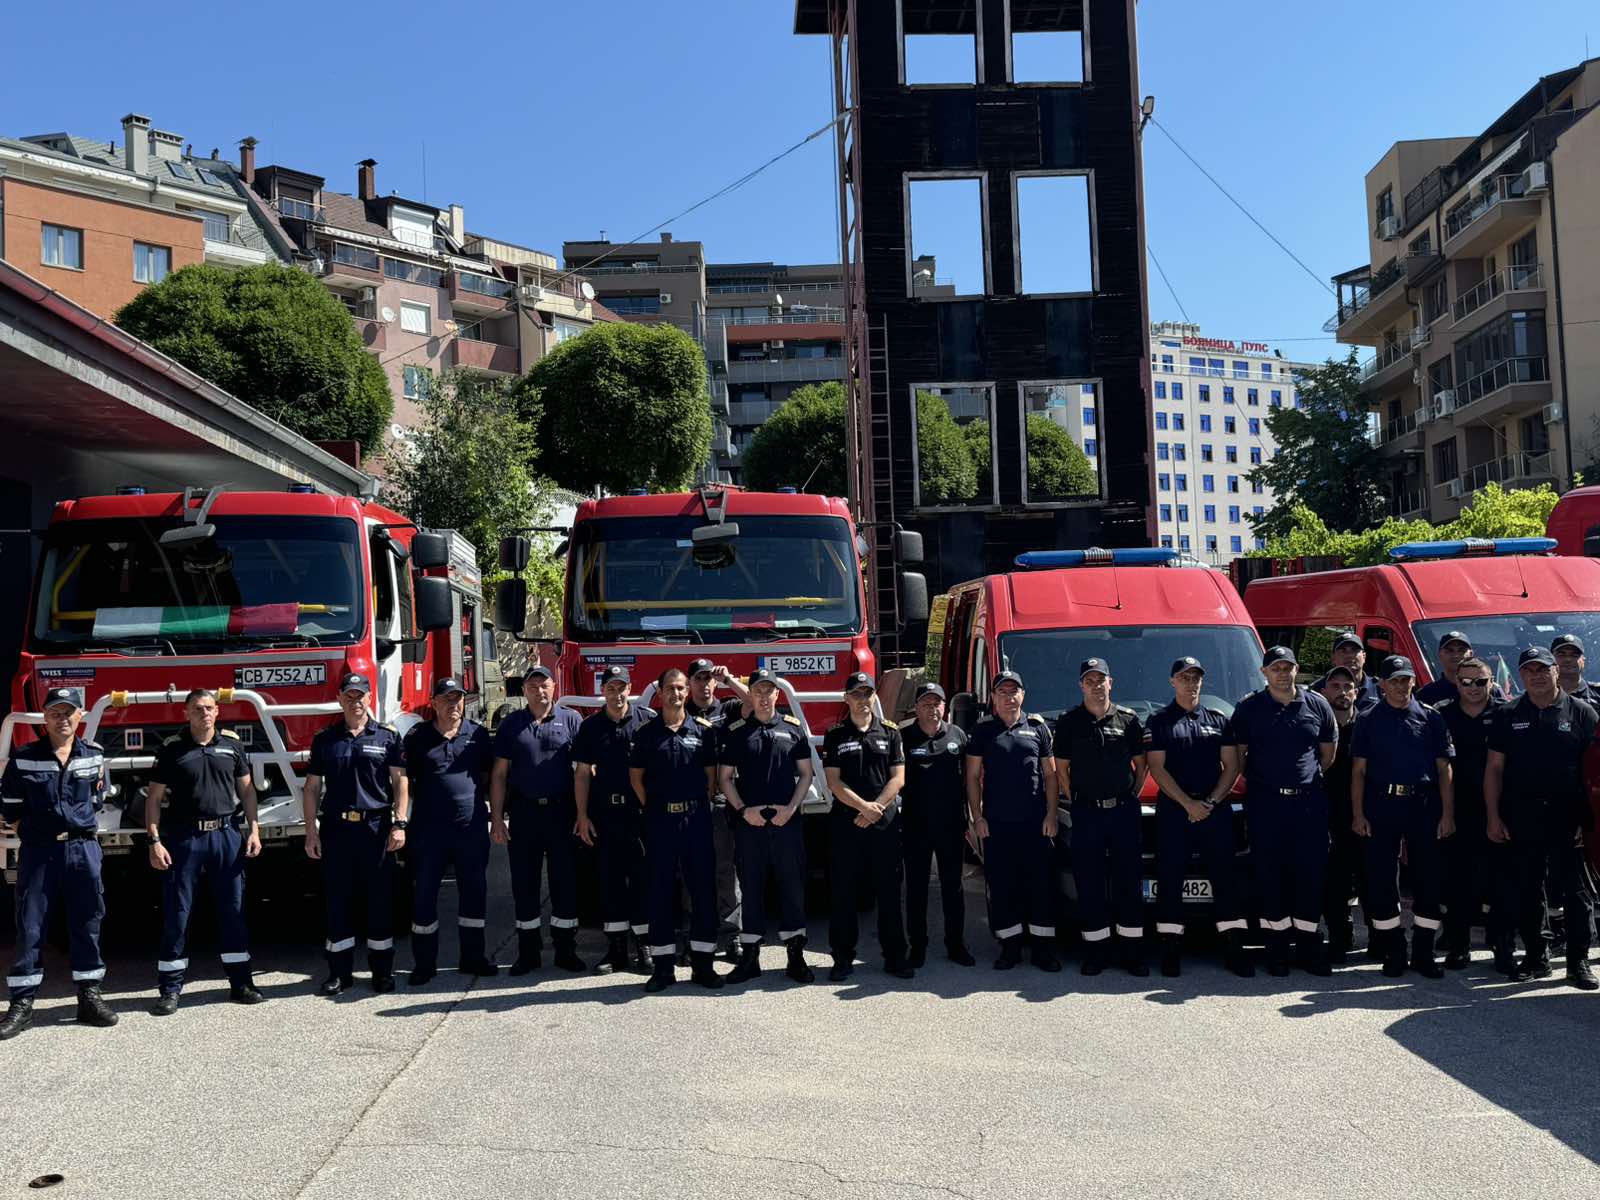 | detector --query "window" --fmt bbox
[1208,359,1224,377]
[1154,381,1166,399]
[1292,393,1303,409]
[1203,504,1216,523]
[1014,173,1094,294]
[1008,0,1086,83]
[1248,417,1260,436]
[1250,447,1262,465]
[40,224,83,269]
[1022,380,1100,501]
[1270,390,1282,407]
[1225,446,1237,463]
[1253,505,1265,517]
[913,384,996,506]
[1081,406,1096,426]
[1199,414,1212,433]
[1198,385,1211,403]
[1223,386,1235,404]
[907,176,987,297]
[1434,437,1459,483]
[1202,474,1215,493]
[1083,438,1097,456]
[1232,361,1248,378]
[1175,474,1188,492]
[1230,536,1243,553]
[552,318,587,344]
[1172,413,1185,431]
[1177,504,1189,522]
[1200,444,1214,463]
[901,0,979,85]
[1158,473,1171,491]
[389,205,434,249]
[402,365,428,400]
[1179,534,1191,551]
[1254,537,1266,550]
[384,259,445,287]
[1159,504,1172,522]
[1206,535,1218,555]
[1251,479,1264,495]
[1247,388,1259,406]
[1224,416,1236,434]
[196,210,231,242]
[400,301,431,335]
[1171,383,1184,400]
[602,294,663,315]
[1260,362,1273,379]
[1227,475,1240,494]
[1173,444,1186,462]
[1161,355,1174,372]
[1161,535,1173,549]
[1155,412,1168,430]
[1228,506,1240,524]
[1156,443,1169,461]
[1375,186,1394,231]
[1188,357,1205,374]
[133,242,171,284]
